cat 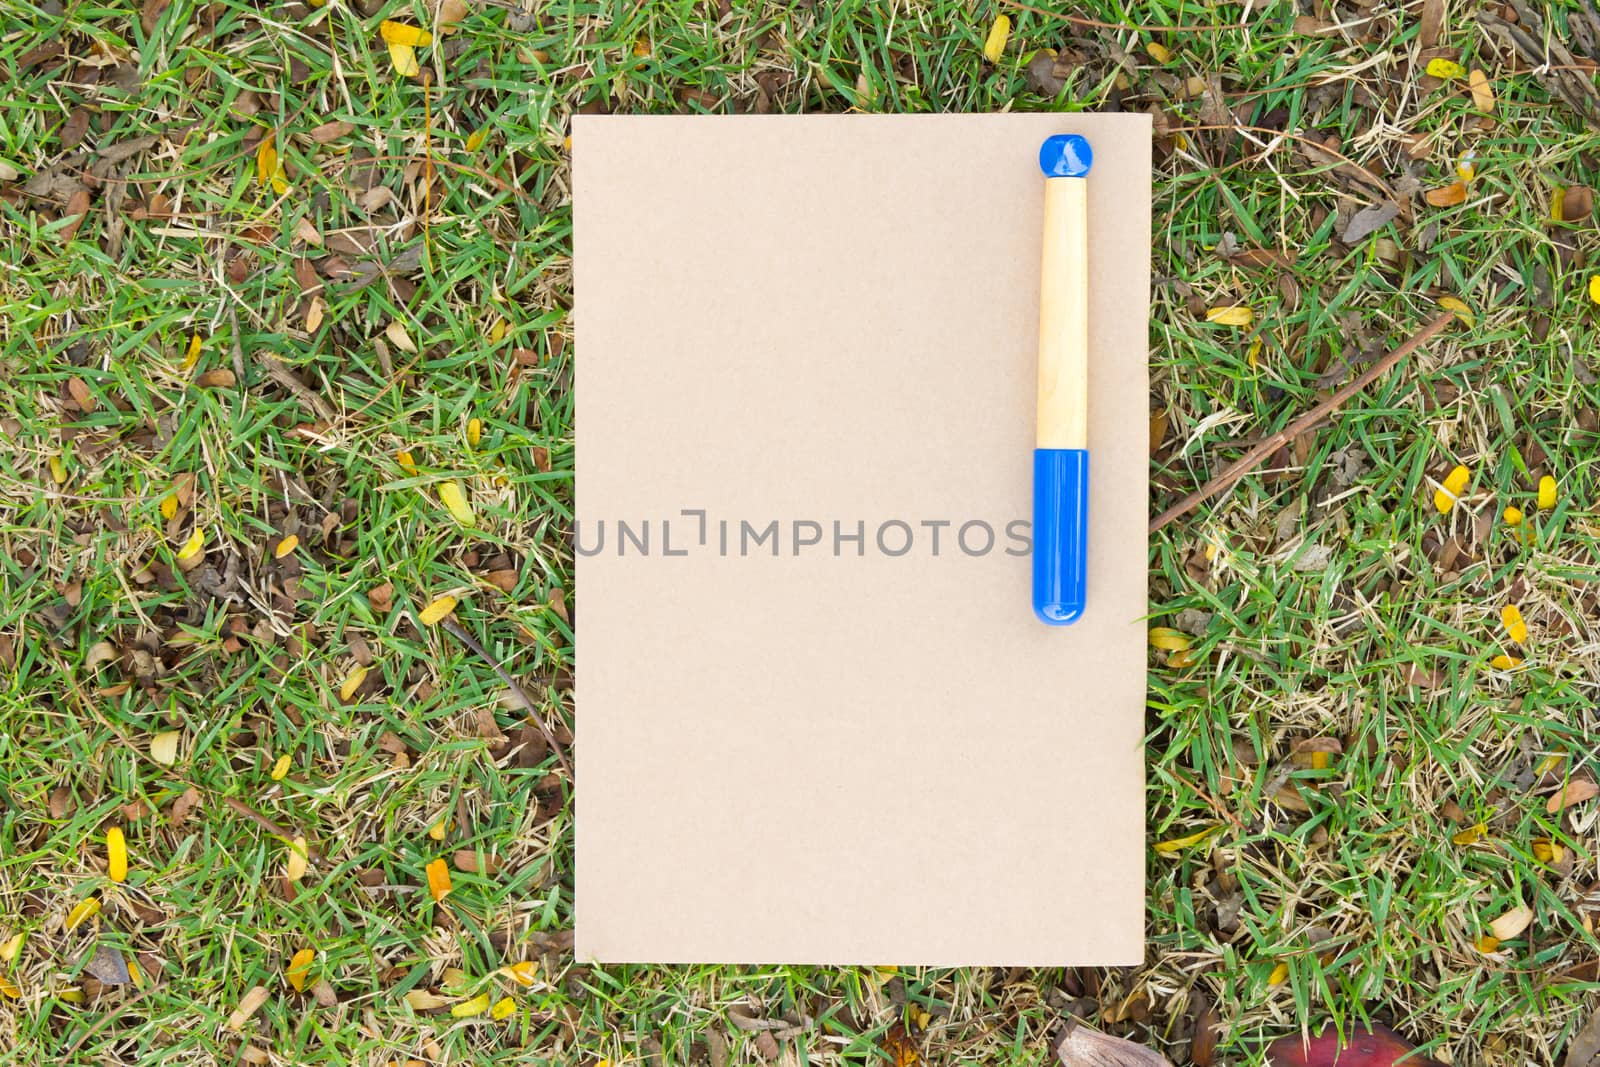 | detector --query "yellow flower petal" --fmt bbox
[451,992,491,1018]
[339,664,369,702]
[466,418,482,448]
[1153,824,1220,855]
[1489,654,1523,671]
[388,41,420,78]
[1443,464,1470,493]
[1538,475,1557,510]
[1501,605,1528,645]
[1451,822,1487,845]
[426,857,452,902]
[0,932,23,962]
[1533,838,1566,864]
[65,897,100,931]
[286,948,315,992]
[160,492,179,519]
[1267,962,1289,986]
[396,449,418,474]
[438,481,475,526]
[427,817,449,841]
[1206,305,1254,327]
[1469,69,1495,112]
[1503,506,1523,526]
[380,20,432,46]
[1475,934,1500,954]
[183,333,203,370]
[418,596,458,626]
[107,827,128,883]
[491,996,517,1020]
[274,535,299,559]
[49,456,68,485]
[1437,295,1474,326]
[466,127,489,153]
[1426,58,1466,80]
[176,527,205,561]
[0,975,18,999]
[271,753,292,781]
[981,15,1010,64]
[501,961,538,986]
[1147,41,1172,64]
[150,730,181,766]
[285,836,309,882]
[1148,627,1190,652]
[256,135,278,189]
[1590,275,1600,305]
